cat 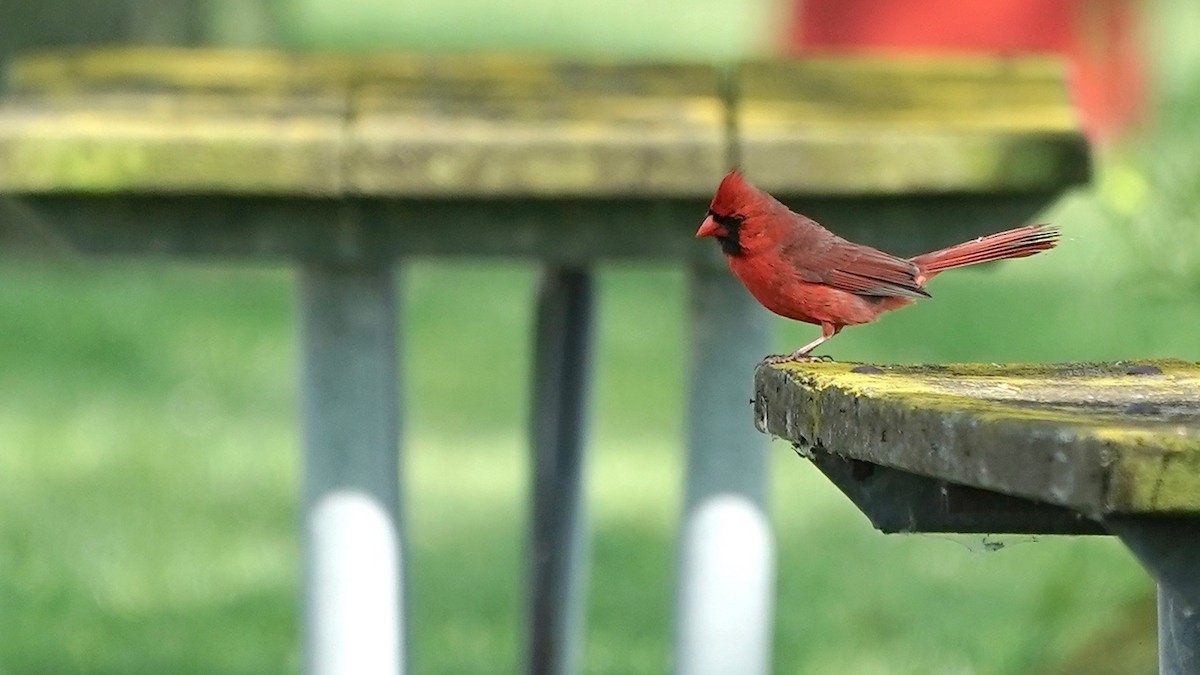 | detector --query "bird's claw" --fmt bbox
[761,353,835,365]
